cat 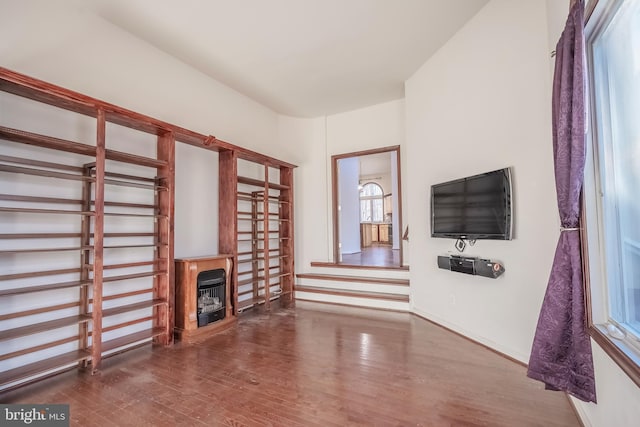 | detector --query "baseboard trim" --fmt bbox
[566,396,590,427]
[410,310,527,368]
